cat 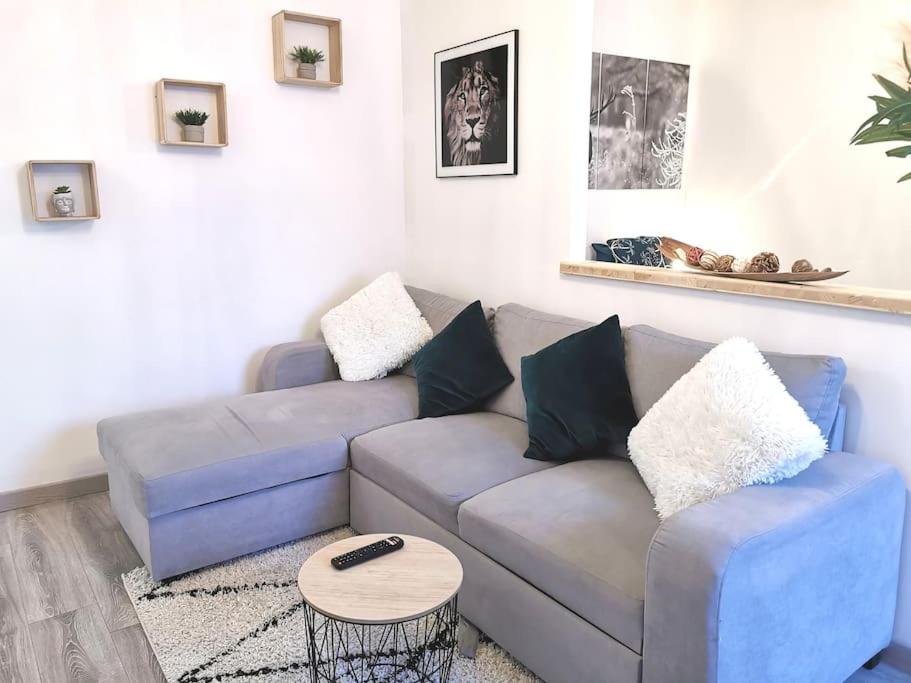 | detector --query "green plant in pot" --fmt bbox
[174,108,210,143]
[851,43,911,182]
[289,45,325,80]
[51,185,74,217]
